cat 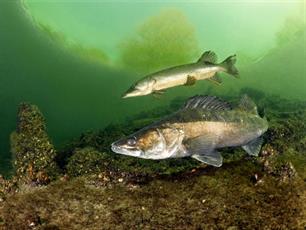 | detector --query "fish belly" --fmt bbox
[153,66,221,91]
[194,66,220,80]
[153,74,189,91]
